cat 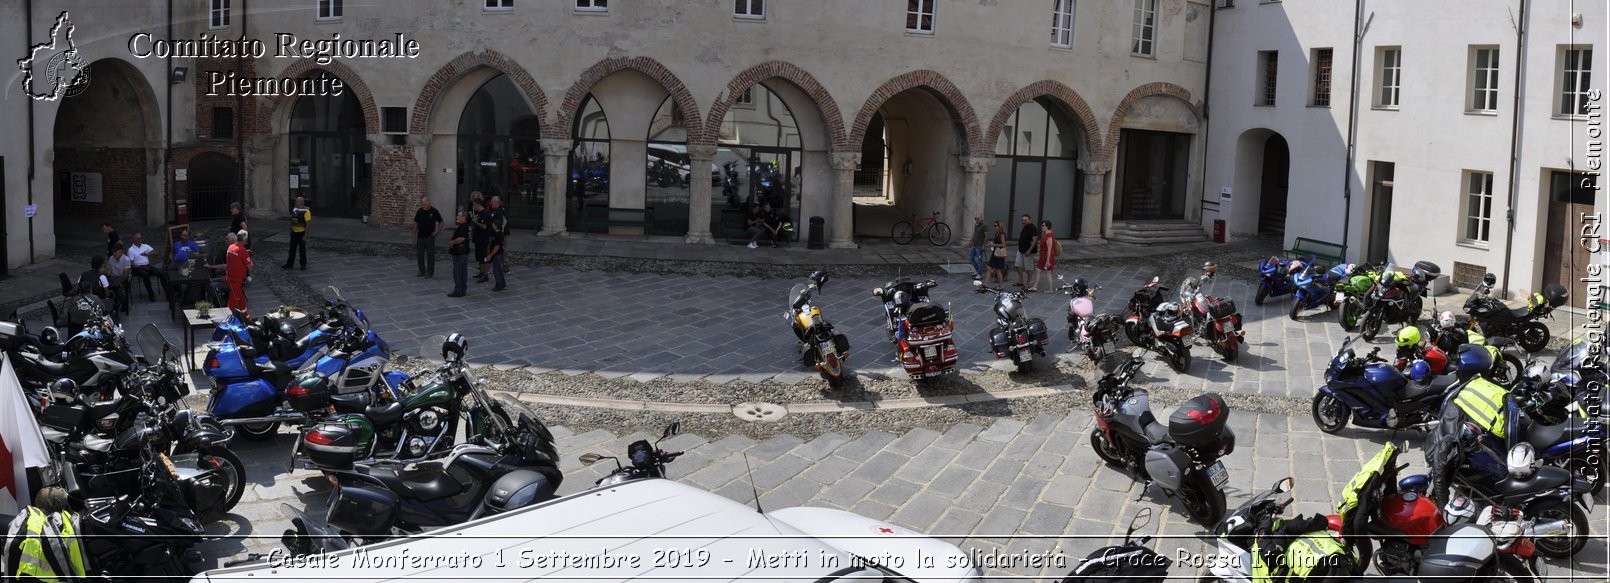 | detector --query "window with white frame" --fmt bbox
[1560,46,1593,116]
[1463,170,1494,245]
[734,0,764,19]
[1257,51,1278,106]
[1310,48,1333,106]
[907,0,935,34]
[316,0,341,20]
[576,0,607,12]
[1376,47,1401,108]
[1468,46,1499,113]
[1131,0,1156,56]
[209,0,230,28]
[734,88,754,107]
[485,0,513,11]
[1052,0,1076,48]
